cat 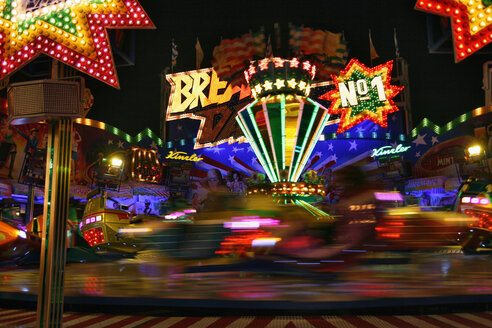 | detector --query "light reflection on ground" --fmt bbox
[1,248,491,304]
